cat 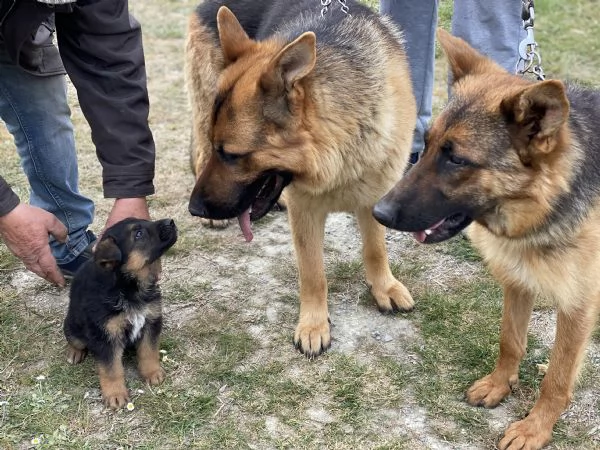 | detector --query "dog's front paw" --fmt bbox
[371,278,414,313]
[102,386,130,410]
[199,218,230,228]
[66,345,87,364]
[293,316,331,358]
[466,372,516,408]
[498,416,553,450]
[142,366,166,386]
